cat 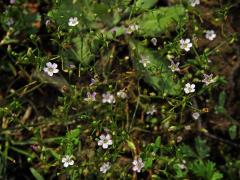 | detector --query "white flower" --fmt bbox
[7,18,14,26]
[10,0,16,4]
[84,92,96,102]
[168,60,180,72]
[184,83,195,94]
[68,17,79,27]
[43,62,59,76]
[90,78,97,86]
[126,24,139,34]
[102,92,116,104]
[132,158,144,173]
[202,73,215,85]
[177,136,183,143]
[45,19,51,27]
[61,155,74,168]
[100,162,111,173]
[205,30,216,41]
[189,0,200,7]
[139,56,150,67]
[151,38,157,46]
[184,125,191,130]
[192,112,200,120]
[117,90,127,99]
[98,134,113,149]
[180,38,192,52]
[146,105,157,115]
[178,163,187,170]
